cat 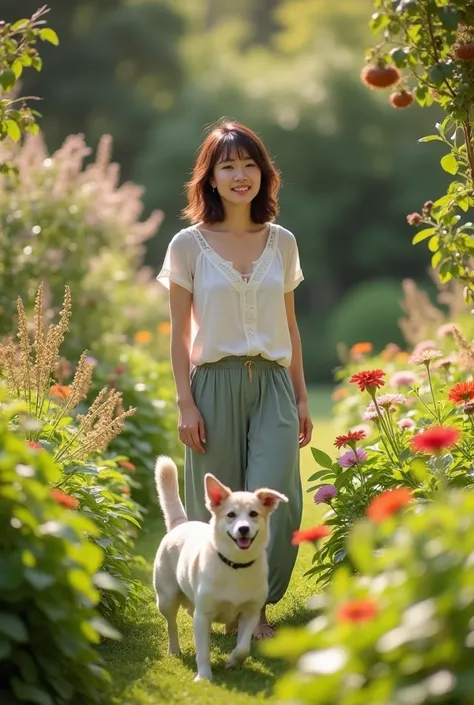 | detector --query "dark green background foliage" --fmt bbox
[4,0,452,380]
